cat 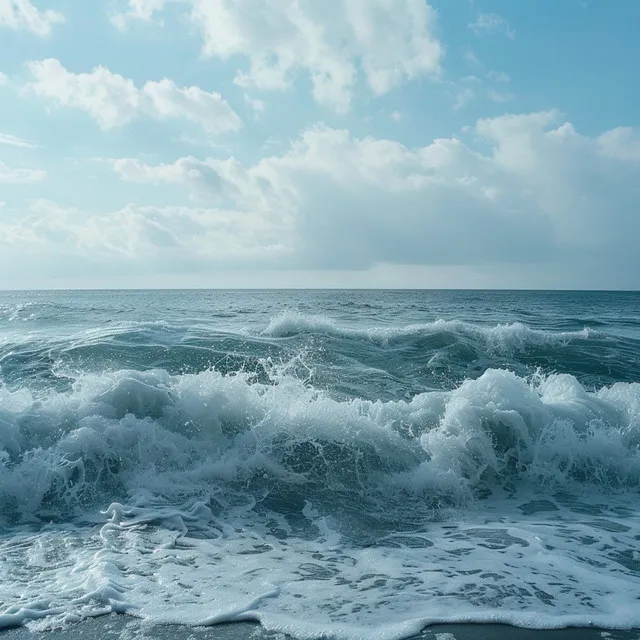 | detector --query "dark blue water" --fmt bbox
[1,290,639,637]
